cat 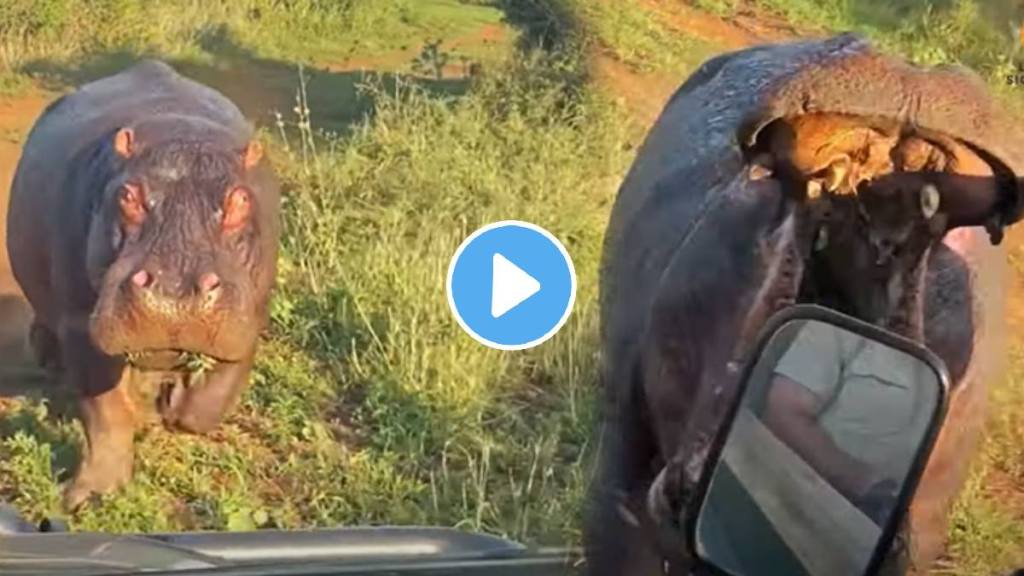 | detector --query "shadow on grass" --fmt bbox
[18,25,473,137]
[0,291,78,482]
[494,0,583,53]
[0,293,66,406]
